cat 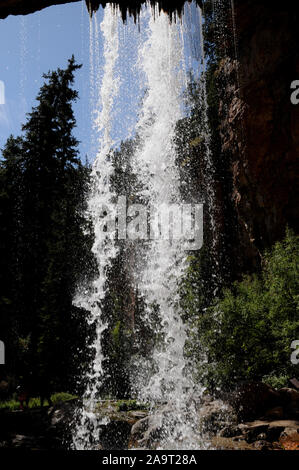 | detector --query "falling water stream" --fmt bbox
[130,9,204,450]
[73,2,210,450]
[73,6,121,449]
